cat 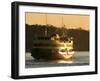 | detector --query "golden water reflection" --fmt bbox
[56,60,73,64]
